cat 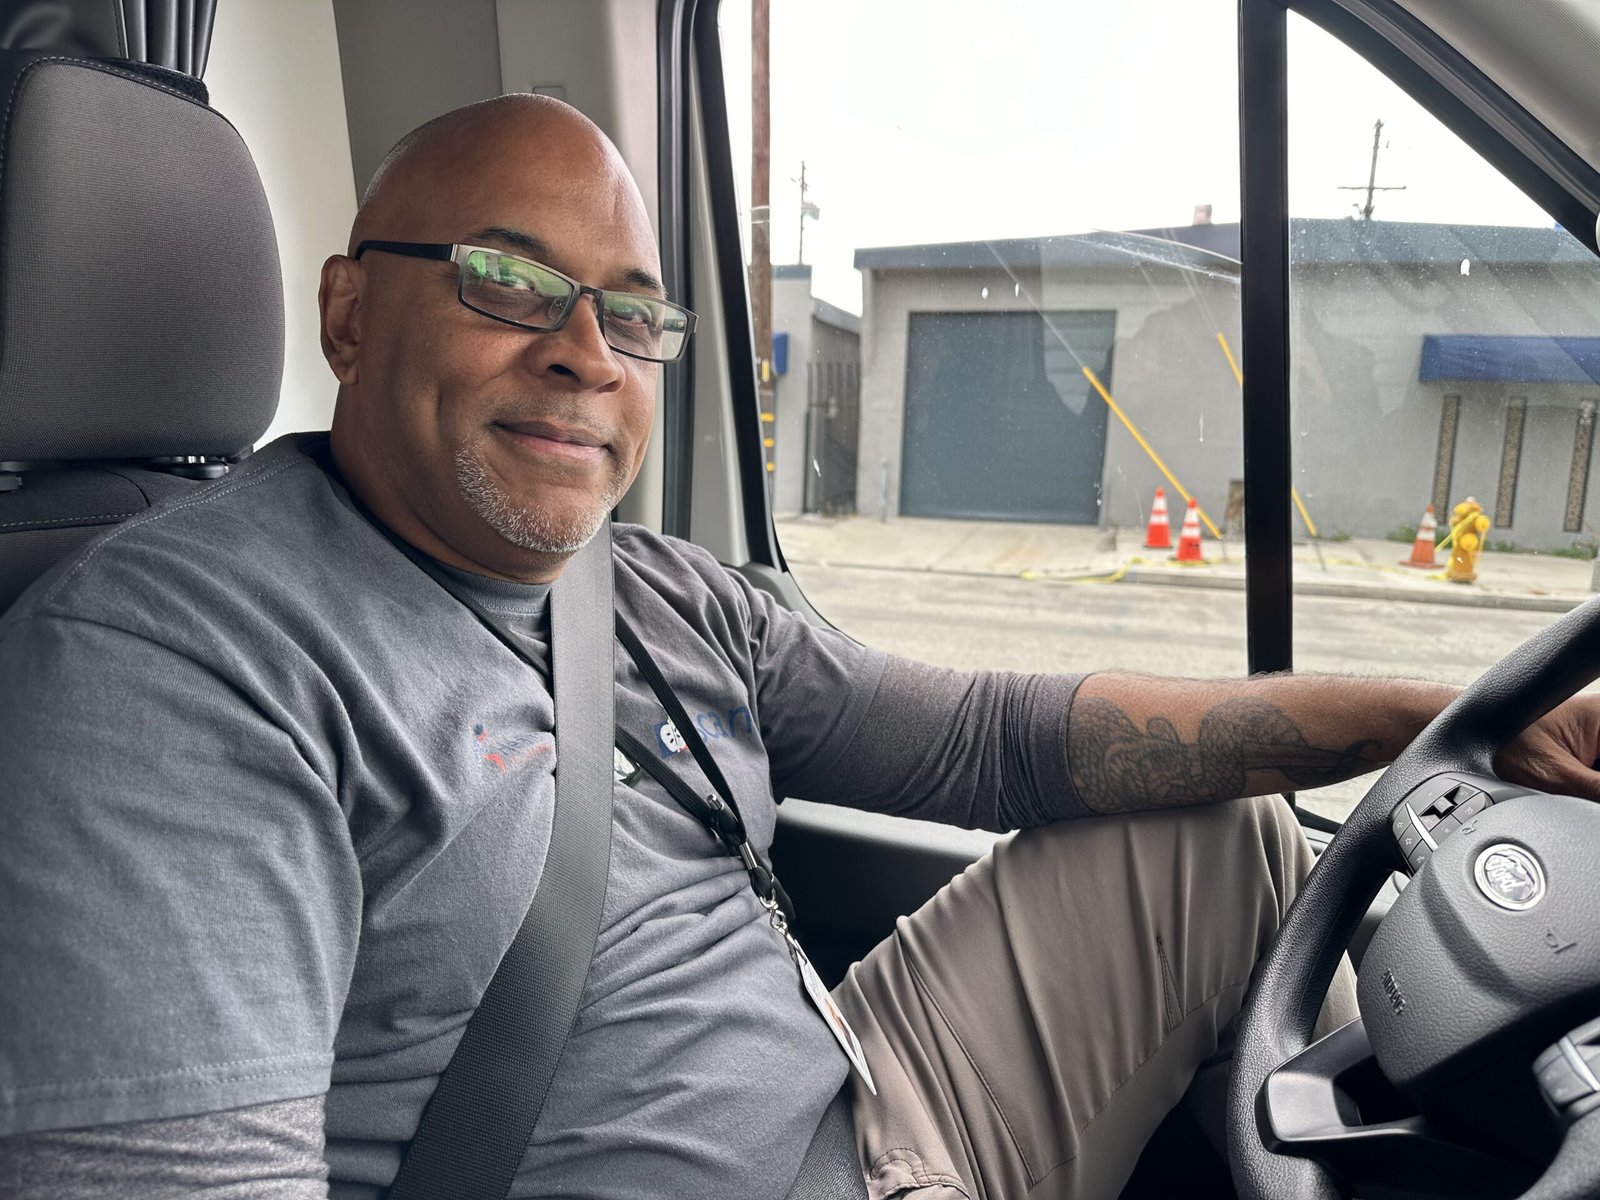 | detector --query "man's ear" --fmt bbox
[319,255,365,385]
